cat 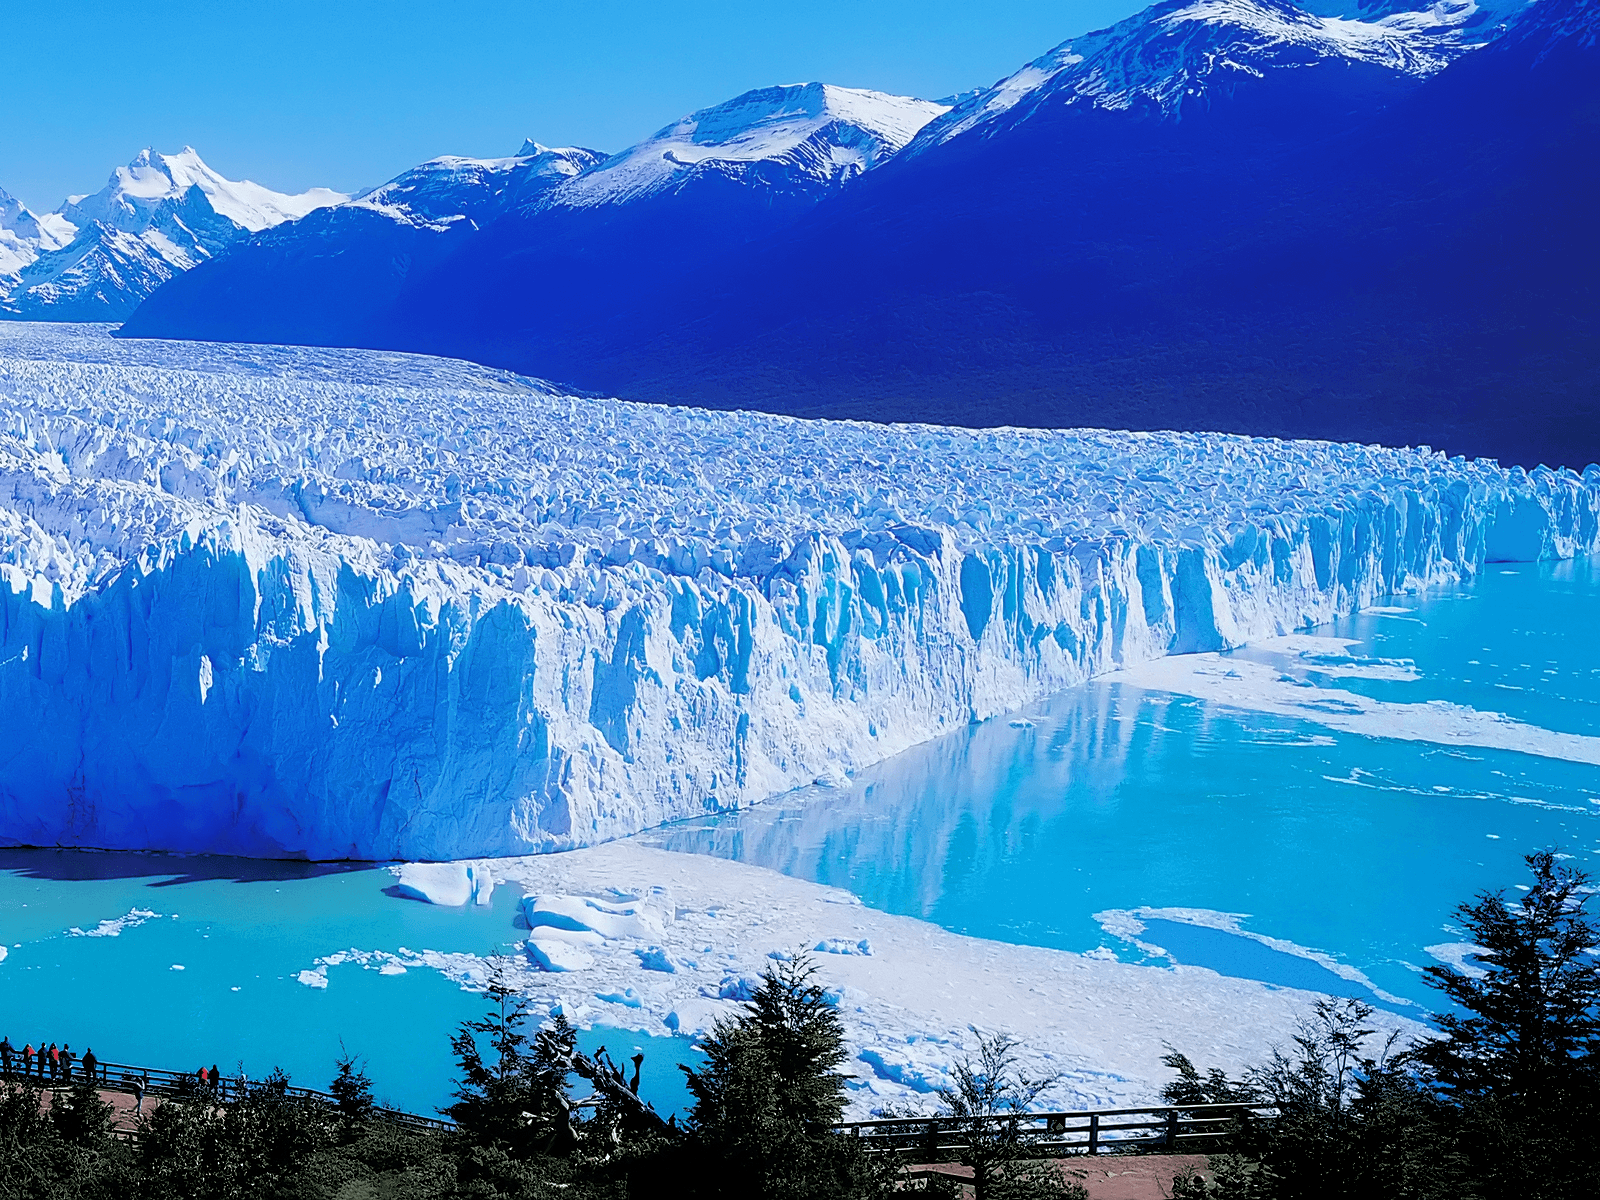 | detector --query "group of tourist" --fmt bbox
[0,1035,99,1083]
